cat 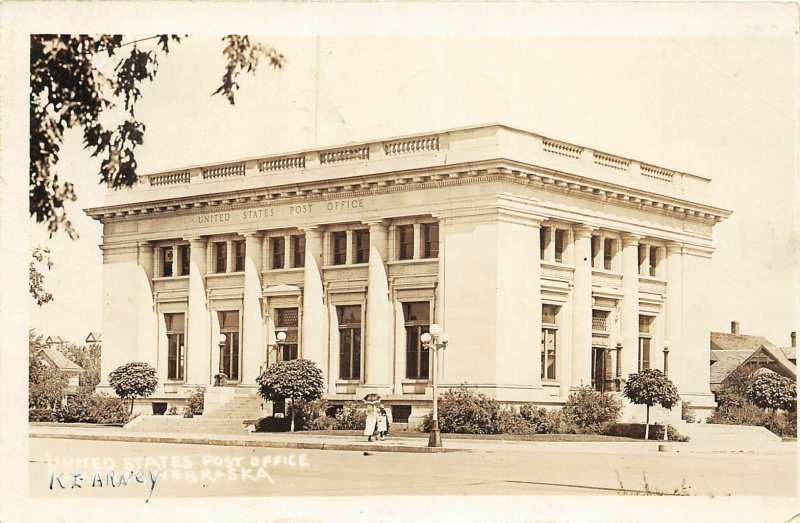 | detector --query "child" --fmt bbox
[376,406,390,441]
